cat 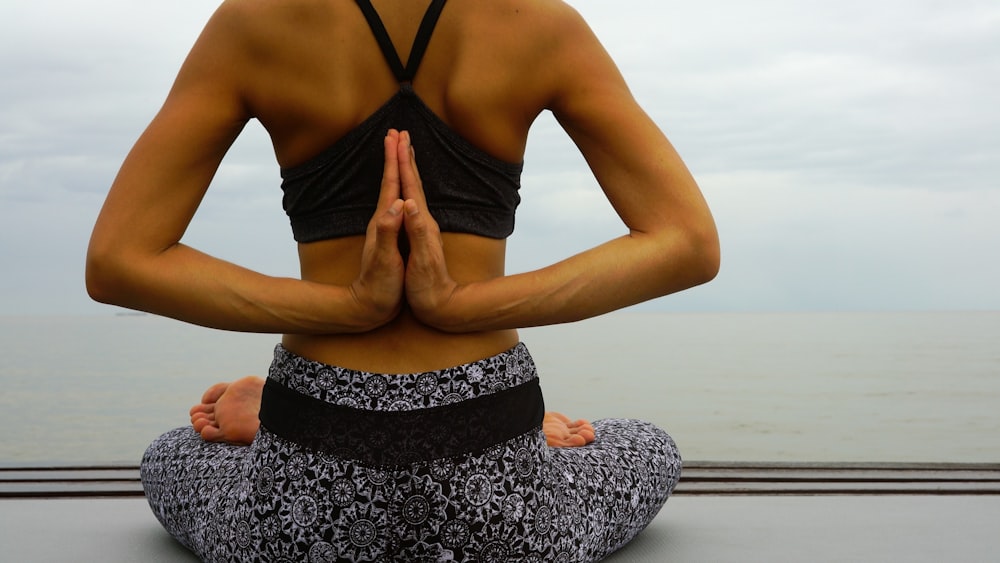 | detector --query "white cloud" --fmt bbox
[1,0,998,313]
